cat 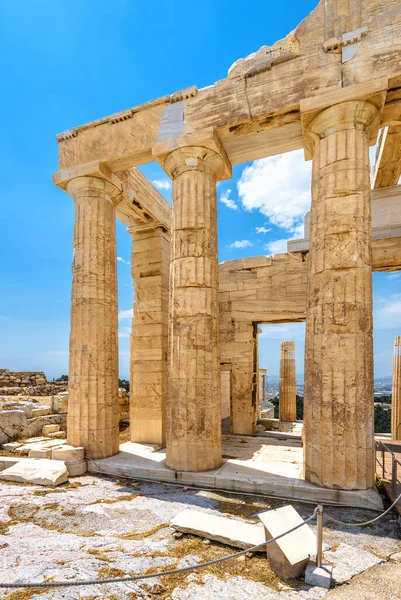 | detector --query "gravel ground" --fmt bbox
[0,474,399,599]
